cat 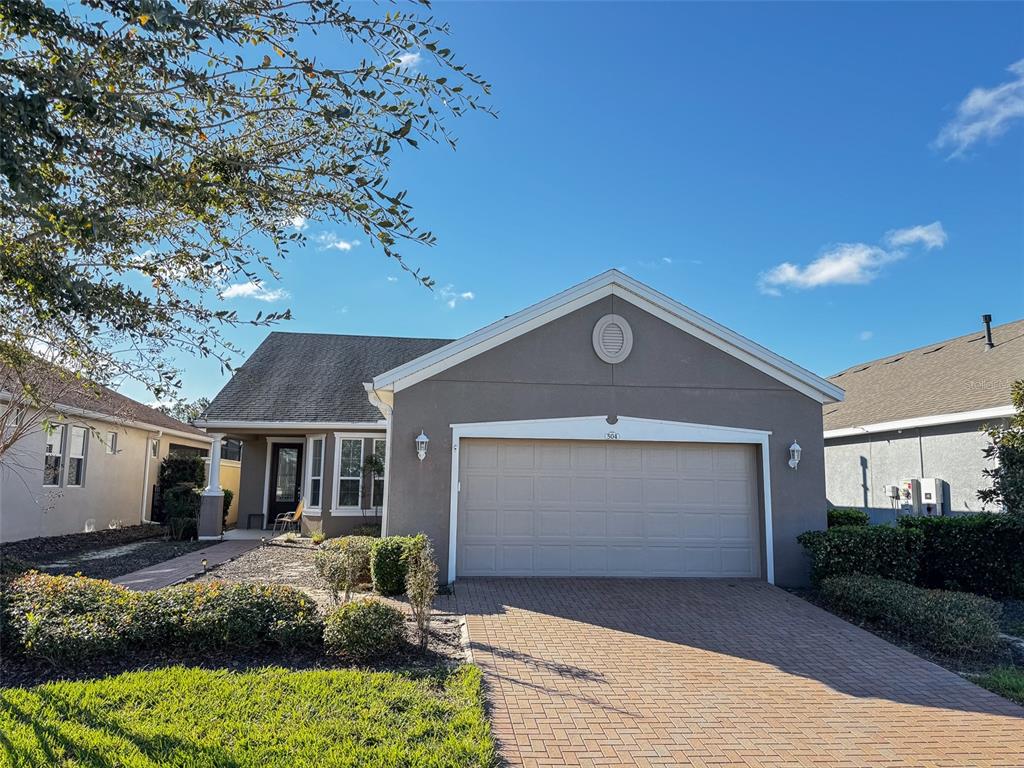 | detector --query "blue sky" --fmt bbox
[133,1,1024,404]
